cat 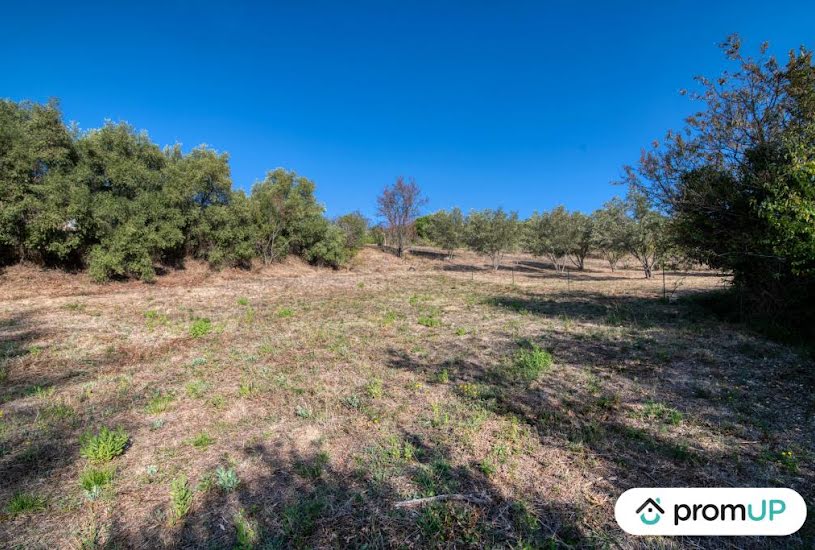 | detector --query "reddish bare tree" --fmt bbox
[376,176,427,258]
